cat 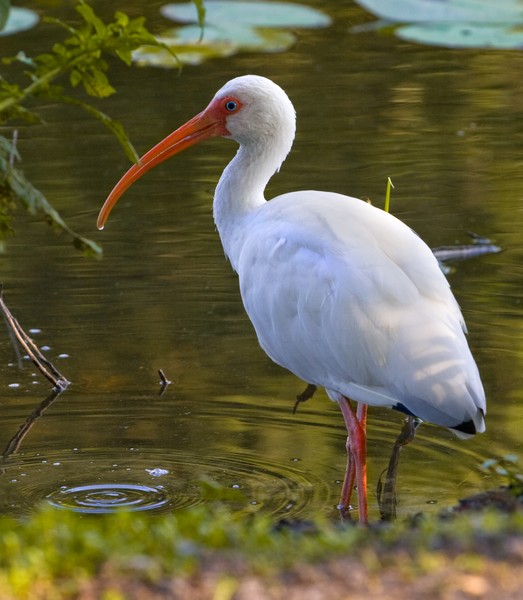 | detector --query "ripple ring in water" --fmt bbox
[3,447,334,518]
[46,483,170,514]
